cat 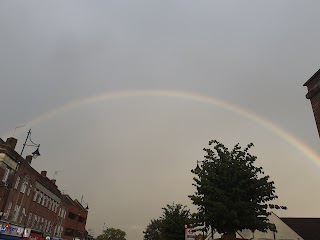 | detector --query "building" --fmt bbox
[61,195,88,240]
[304,69,320,137]
[203,213,305,240]
[0,136,88,240]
